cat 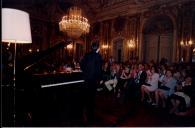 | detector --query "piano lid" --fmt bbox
[16,41,69,72]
